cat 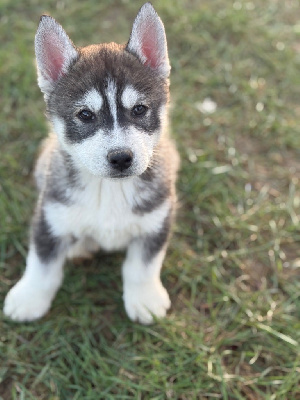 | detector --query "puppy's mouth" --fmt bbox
[110,174,131,179]
[107,168,145,180]
[107,169,135,179]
